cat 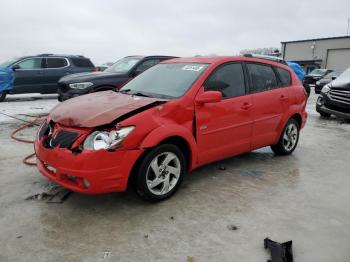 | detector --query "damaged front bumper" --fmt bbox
[34,136,144,194]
